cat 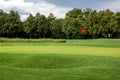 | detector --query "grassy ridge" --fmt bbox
[0,54,120,80]
[0,54,119,69]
